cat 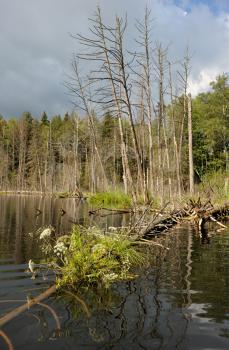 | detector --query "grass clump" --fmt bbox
[189,171,229,206]
[56,191,69,198]
[56,225,142,290]
[88,191,132,209]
